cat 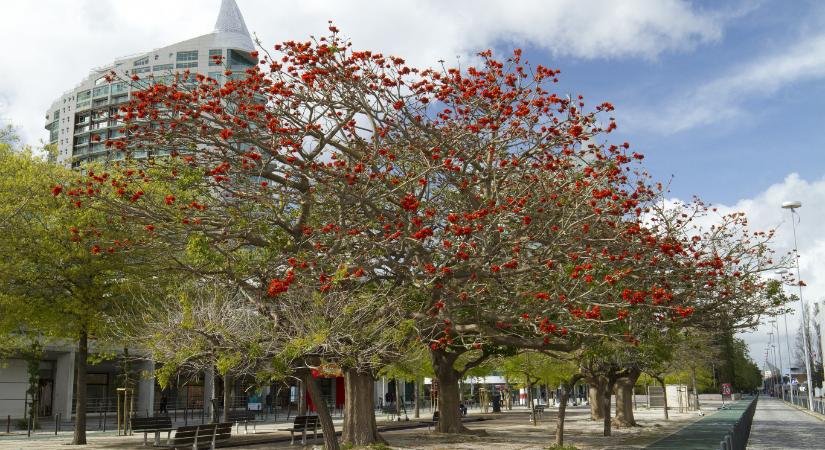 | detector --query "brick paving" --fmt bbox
[748,398,825,449]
